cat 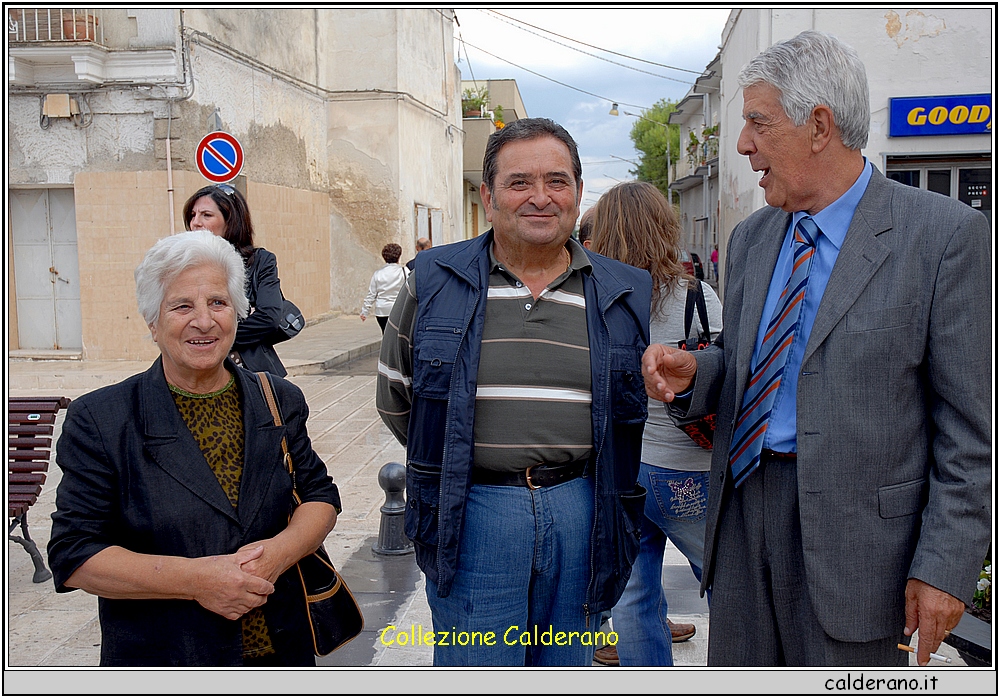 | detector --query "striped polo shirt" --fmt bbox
[473,240,593,472]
